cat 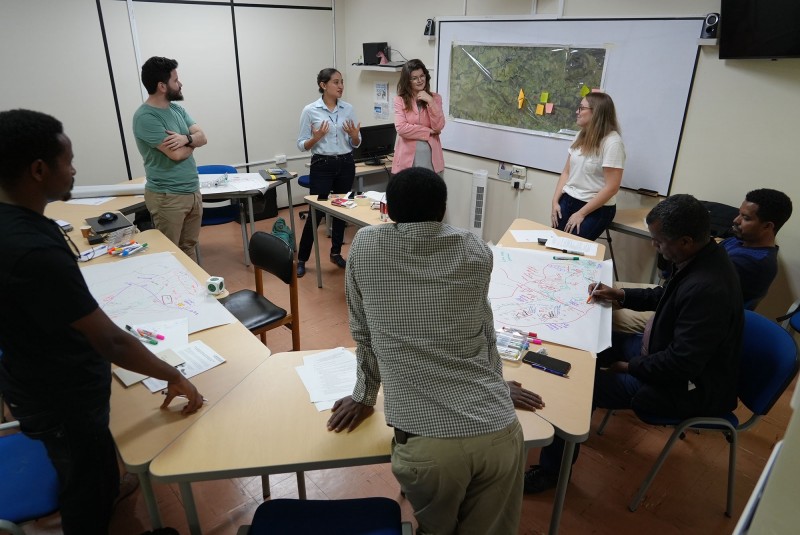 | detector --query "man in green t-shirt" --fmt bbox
[133,56,207,262]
